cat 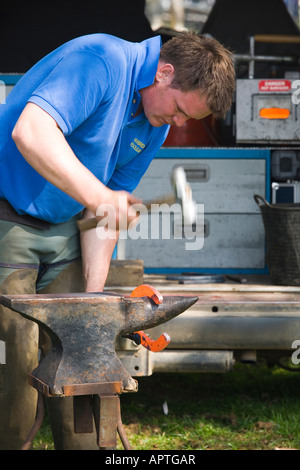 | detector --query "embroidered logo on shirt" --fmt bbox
[130,138,145,153]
